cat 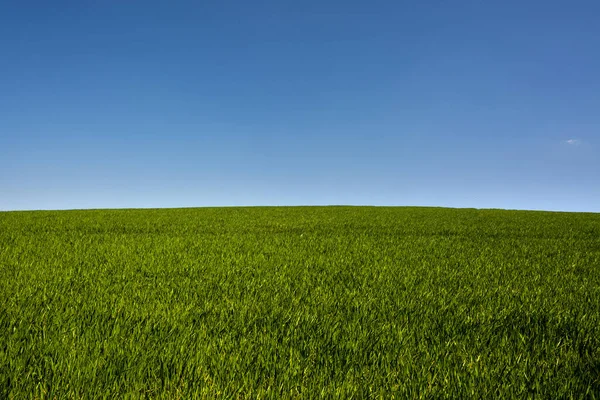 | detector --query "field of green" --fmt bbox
[1,206,599,398]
